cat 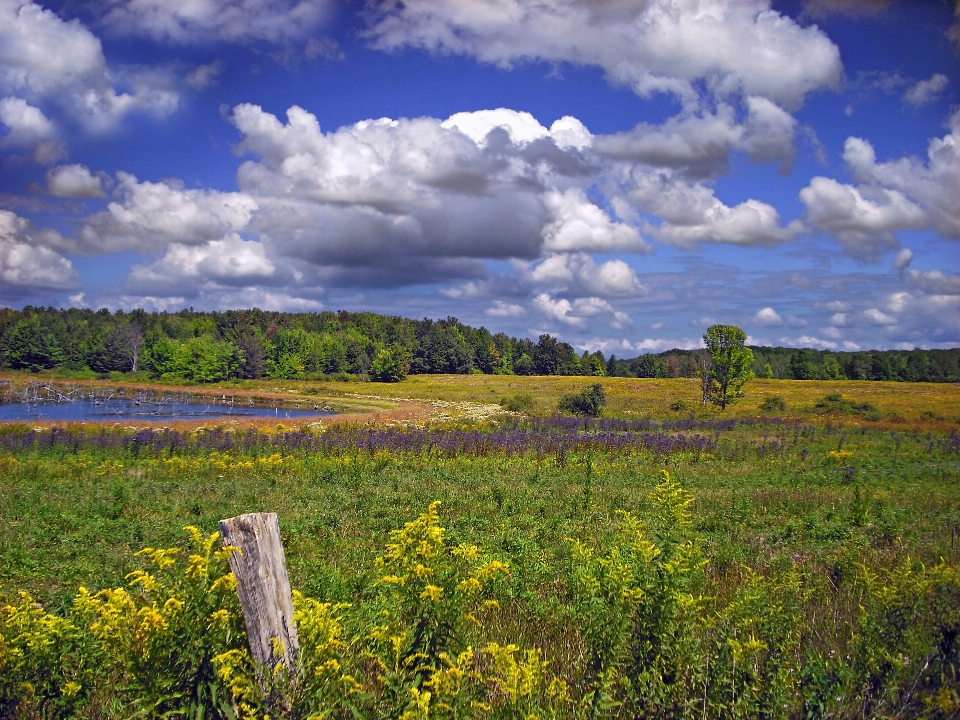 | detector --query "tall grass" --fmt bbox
[1,397,959,717]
